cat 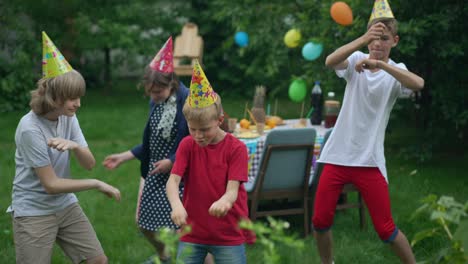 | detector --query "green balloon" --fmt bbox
[288,79,307,102]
